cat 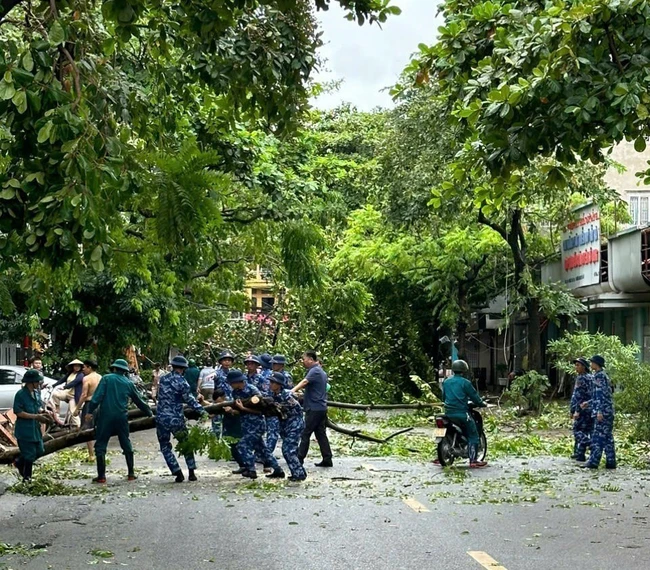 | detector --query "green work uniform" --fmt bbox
[88,373,152,456]
[184,366,200,397]
[441,373,485,446]
[13,387,45,462]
